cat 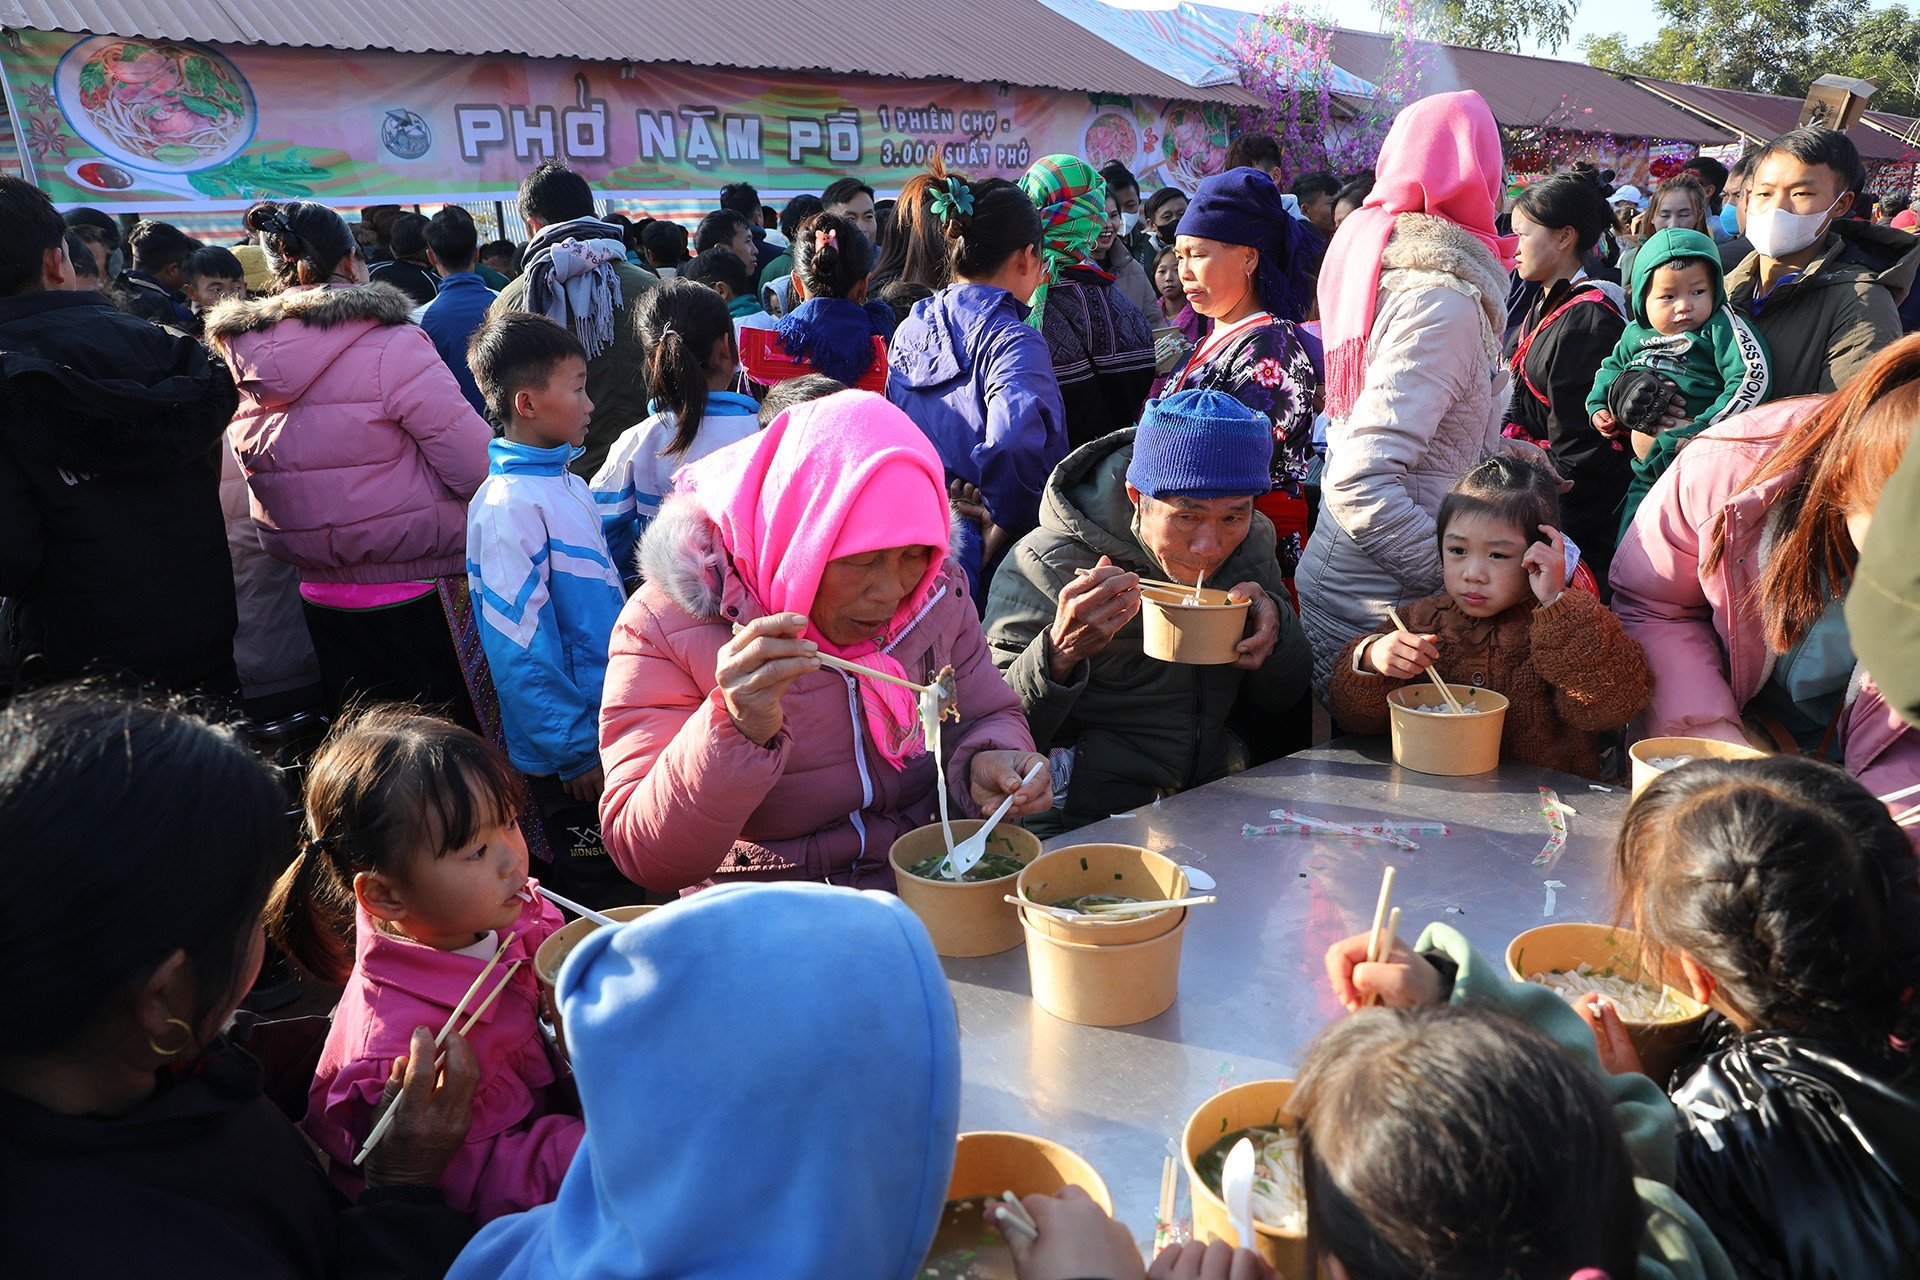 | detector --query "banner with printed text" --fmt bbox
[0,28,1227,212]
